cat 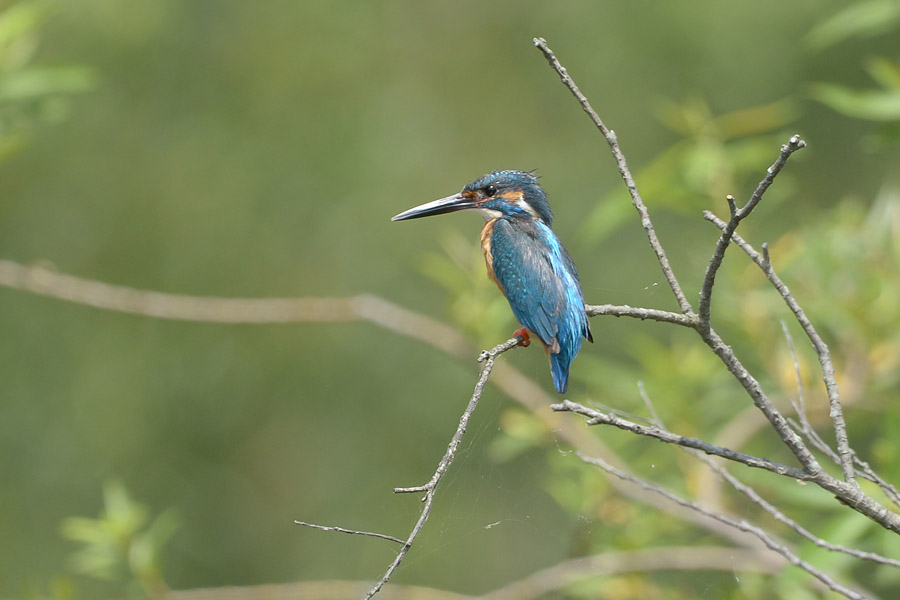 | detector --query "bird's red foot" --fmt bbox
[513,328,530,347]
